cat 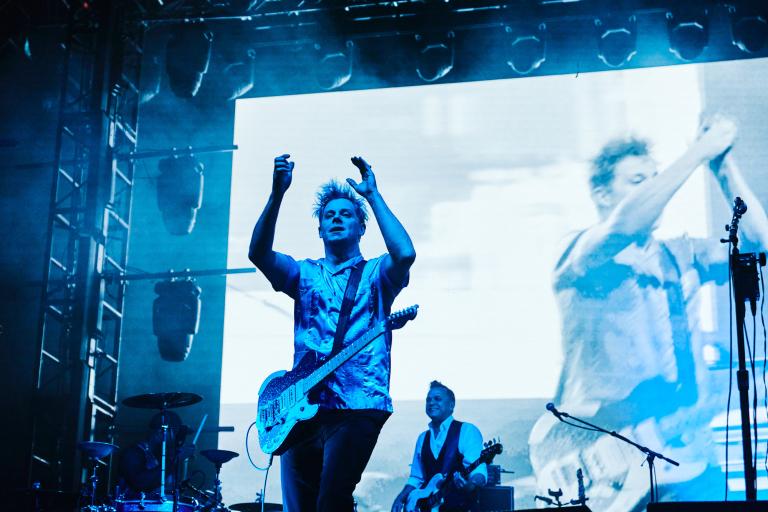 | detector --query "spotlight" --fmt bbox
[157,154,204,235]
[416,32,454,83]
[505,24,546,75]
[166,24,213,98]
[667,10,709,61]
[730,8,768,54]
[315,41,354,91]
[153,278,202,362]
[211,49,258,101]
[595,16,637,68]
